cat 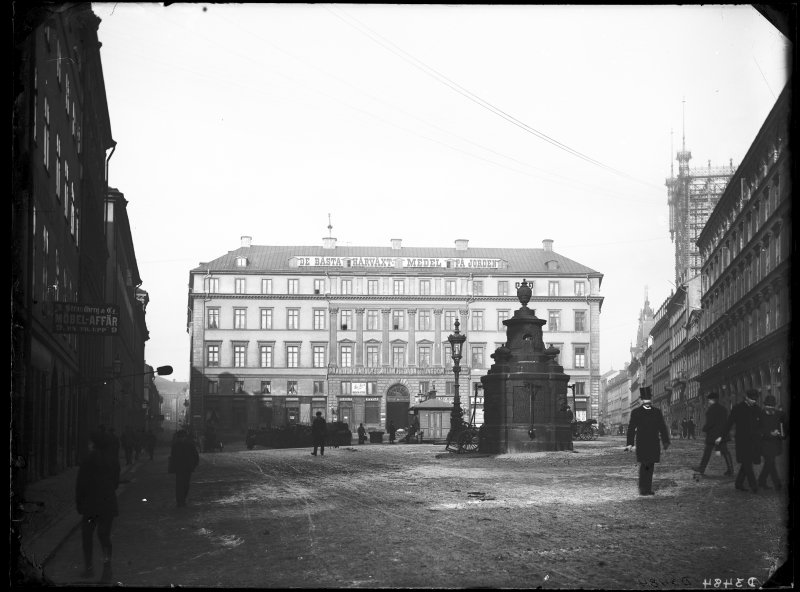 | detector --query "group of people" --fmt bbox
[671,417,697,439]
[119,426,157,465]
[75,426,201,582]
[625,387,788,496]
